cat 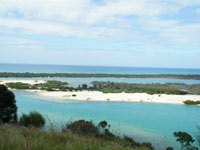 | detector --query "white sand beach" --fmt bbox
[0,79,45,85]
[36,90,200,105]
[1,79,200,105]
